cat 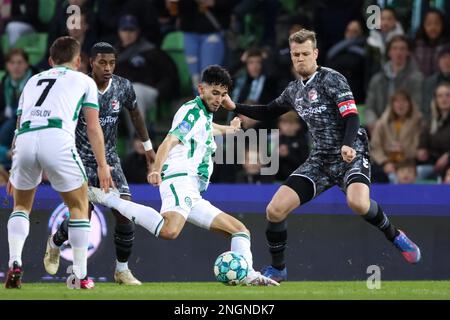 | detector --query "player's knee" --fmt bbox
[159,226,181,240]
[266,202,288,222]
[347,195,369,214]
